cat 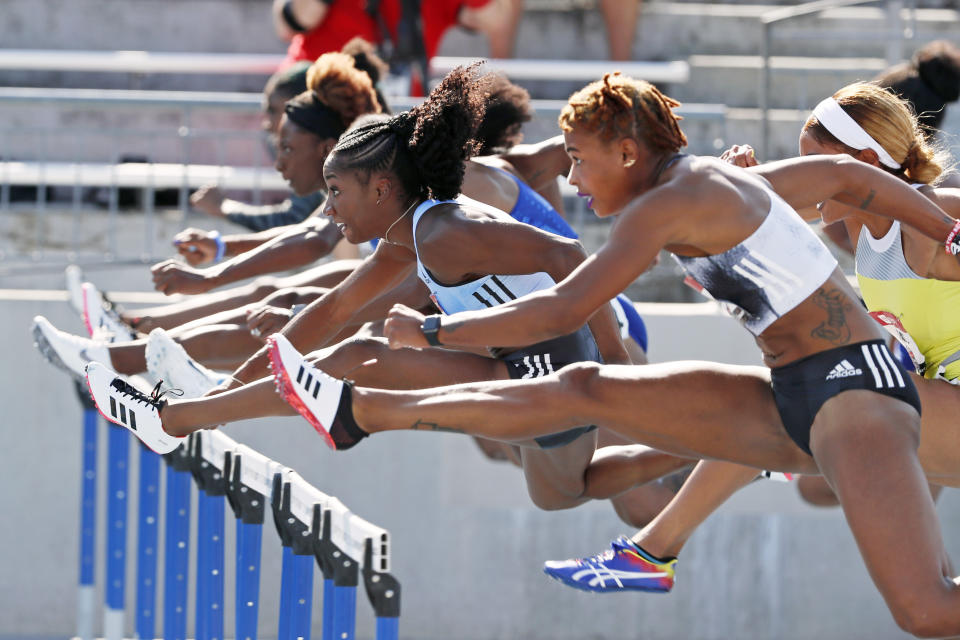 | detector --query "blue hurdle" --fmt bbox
[73,395,401,639]
[73,381,98,640]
